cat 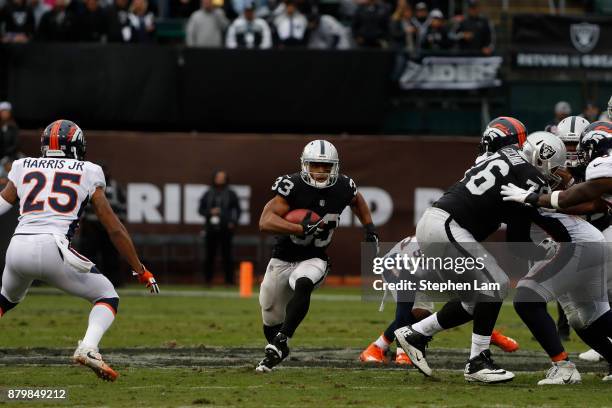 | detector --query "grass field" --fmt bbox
[1,286,610,407]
